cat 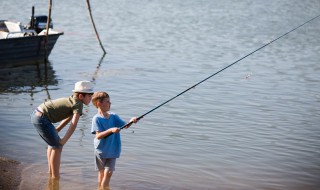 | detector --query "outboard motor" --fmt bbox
[29,15,53,34]
[27,7,54,34]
